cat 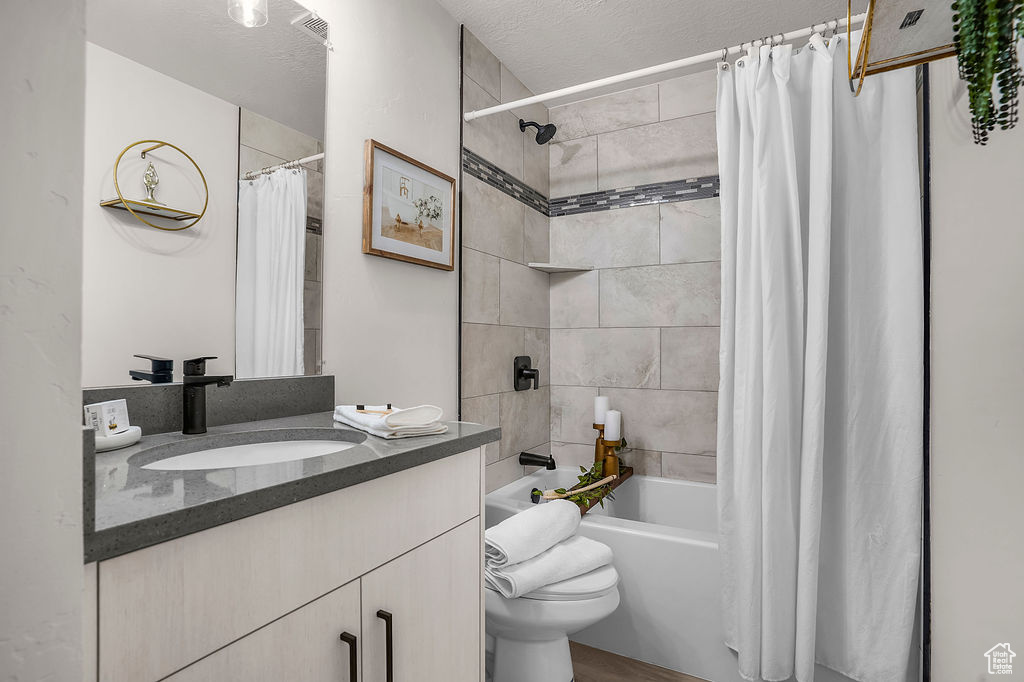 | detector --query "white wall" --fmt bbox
[929,59,1024,679]
[81,43,239,386]
[318,0,461,418]
[0,0,85,679]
